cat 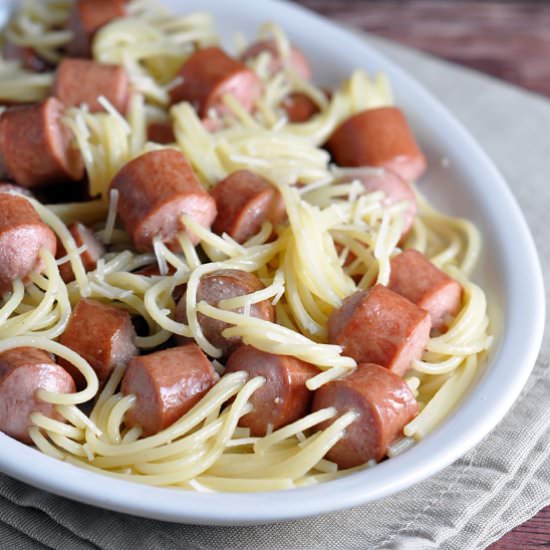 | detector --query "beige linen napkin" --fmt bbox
[0,36,548,550]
